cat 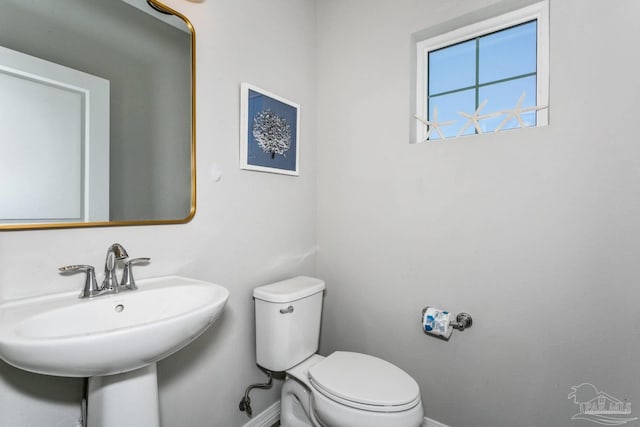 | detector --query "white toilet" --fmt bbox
[253,276,424,427]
